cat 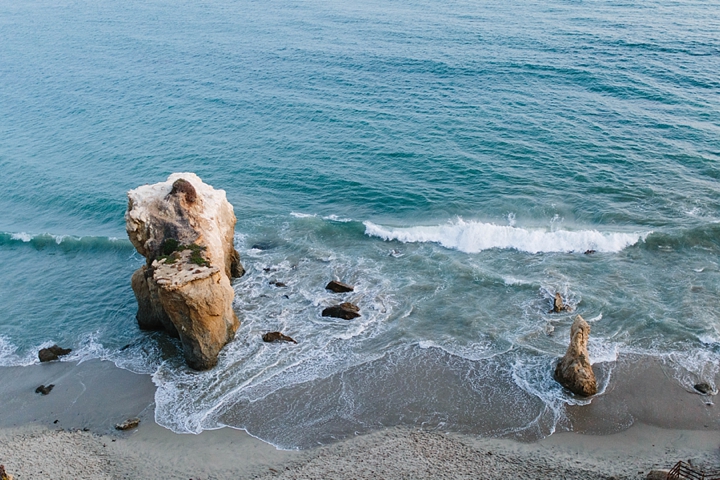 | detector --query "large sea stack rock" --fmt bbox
[554,315,597,397]
[126,173,244,370]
